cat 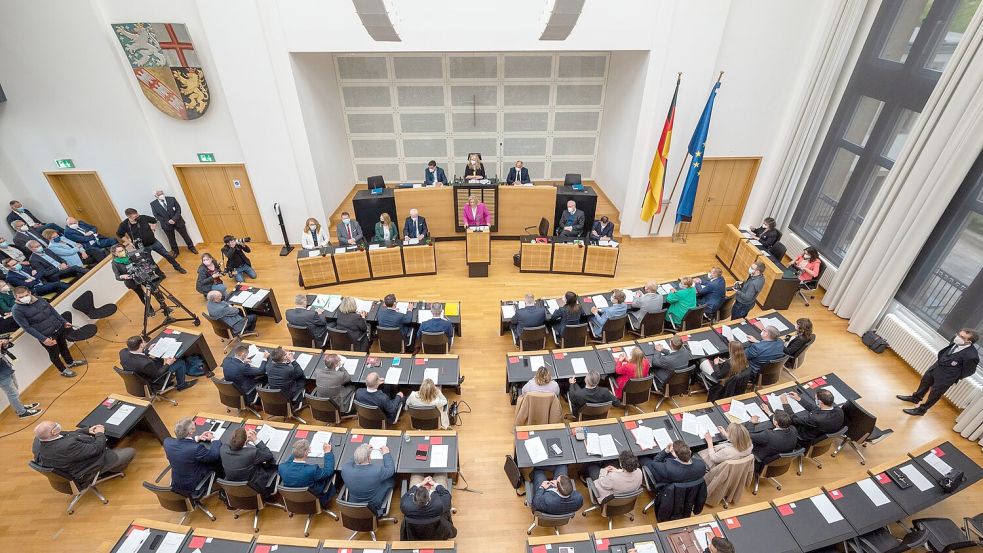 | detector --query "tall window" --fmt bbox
[897,151,983,337]
[790,0,979,264]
